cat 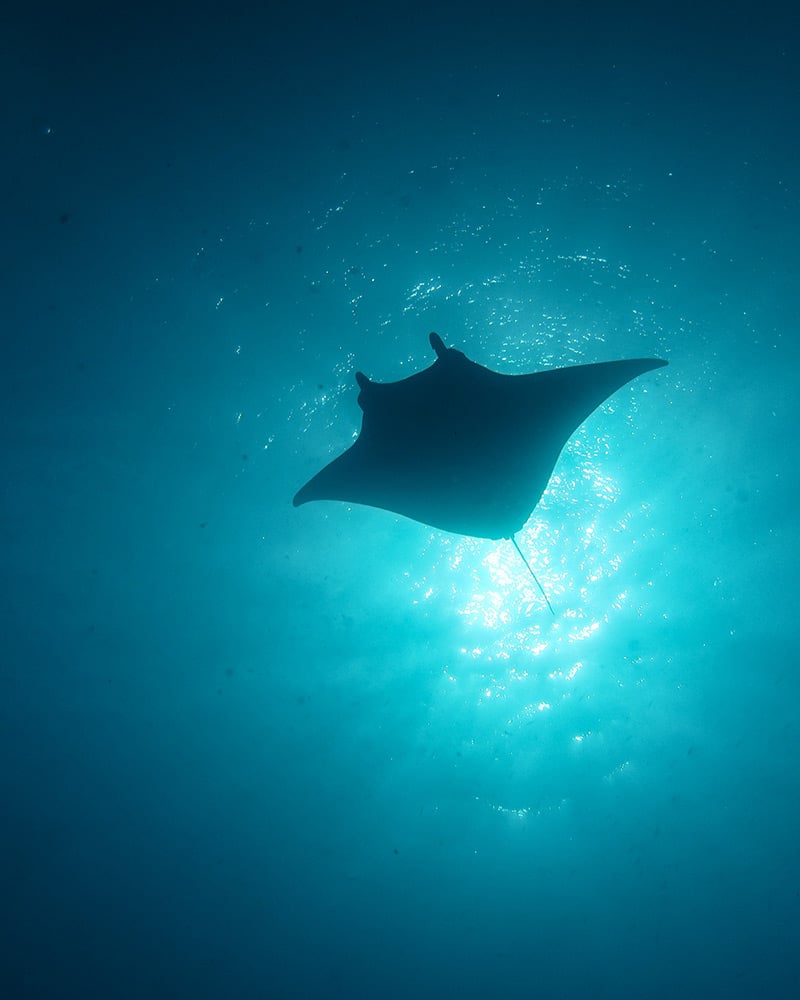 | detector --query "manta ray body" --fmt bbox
[294,333,666,610]
[295,331,665,534]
